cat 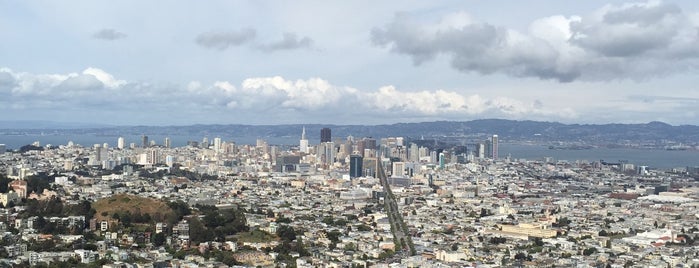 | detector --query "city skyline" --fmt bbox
[1,1,699,126]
